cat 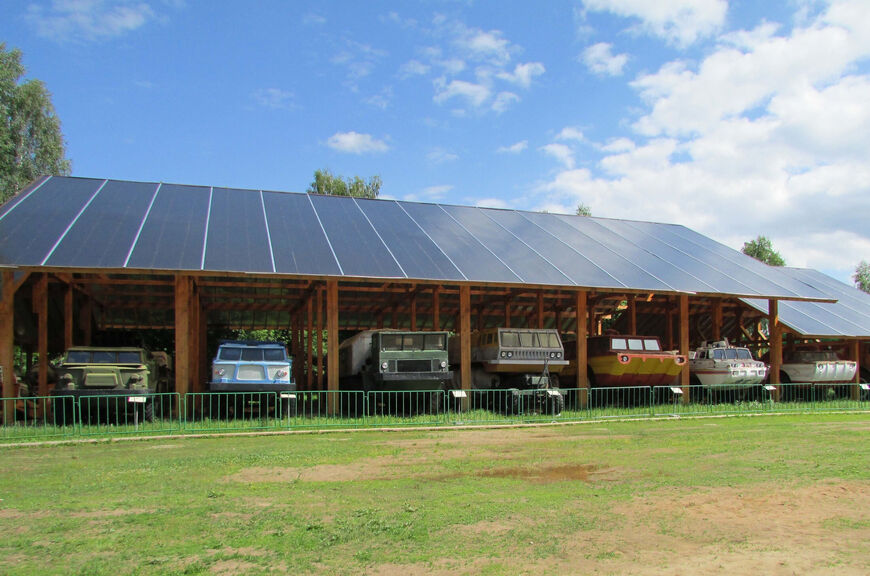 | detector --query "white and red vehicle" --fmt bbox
[689,340,767,390]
